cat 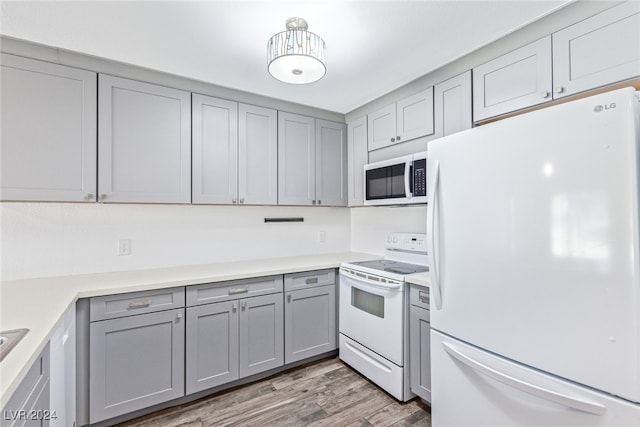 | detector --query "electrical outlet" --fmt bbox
[318,231,326,243]
[118,239,131,256]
